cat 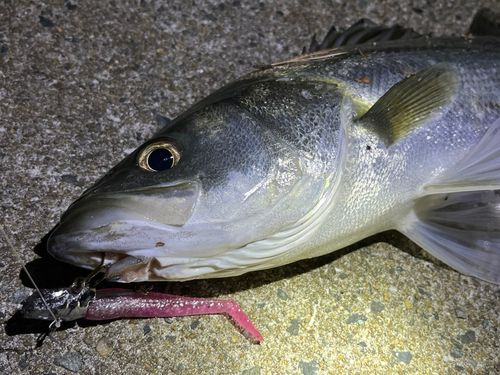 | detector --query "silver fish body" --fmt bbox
[48,36,500,283]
